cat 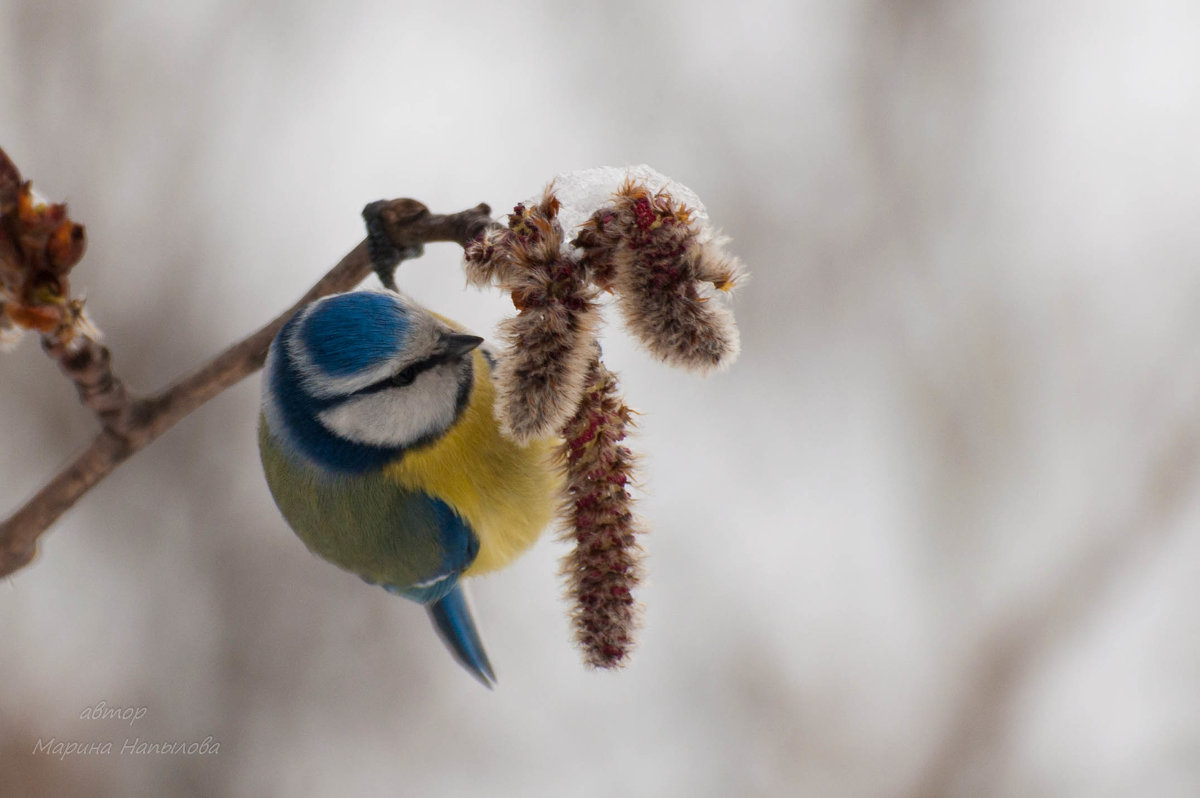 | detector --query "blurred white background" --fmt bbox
[3,1,1200,796]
